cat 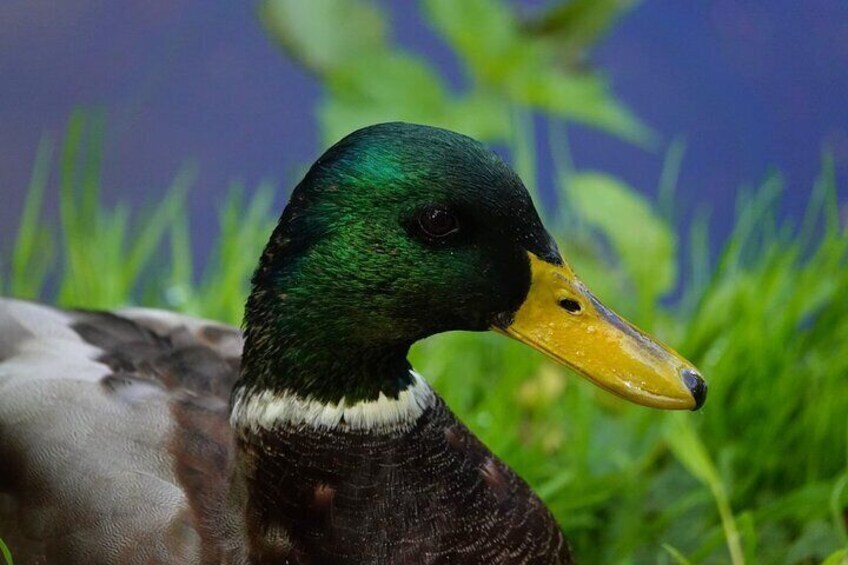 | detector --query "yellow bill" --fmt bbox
[497,253,706,410]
